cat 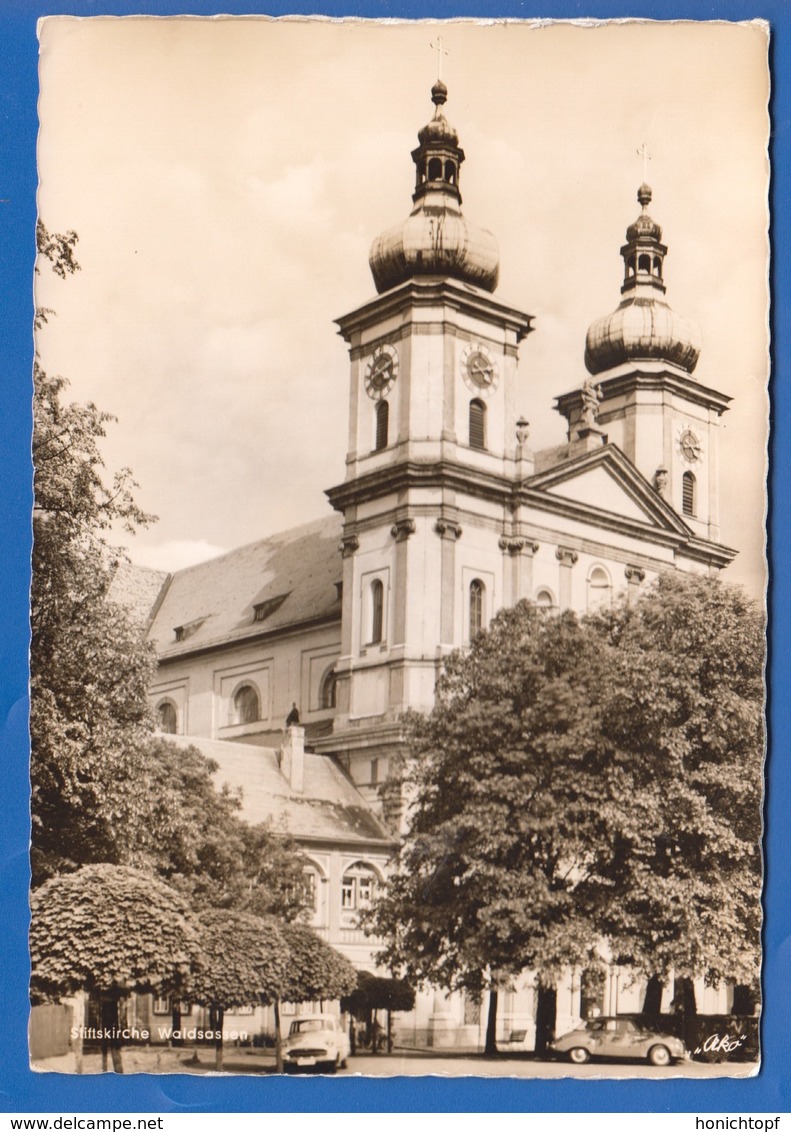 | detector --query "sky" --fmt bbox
[35,17,769,598]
